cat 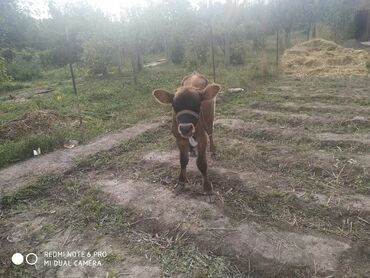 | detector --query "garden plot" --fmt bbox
[1,76,369,277]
